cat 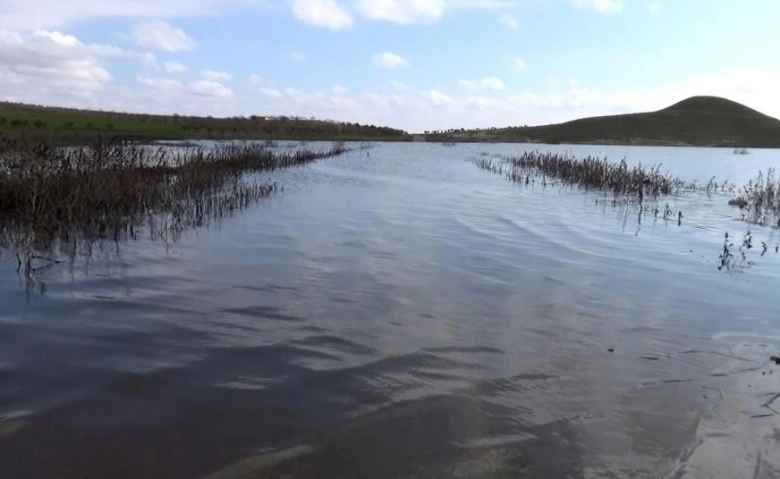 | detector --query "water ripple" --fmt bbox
[1,143,780,478]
